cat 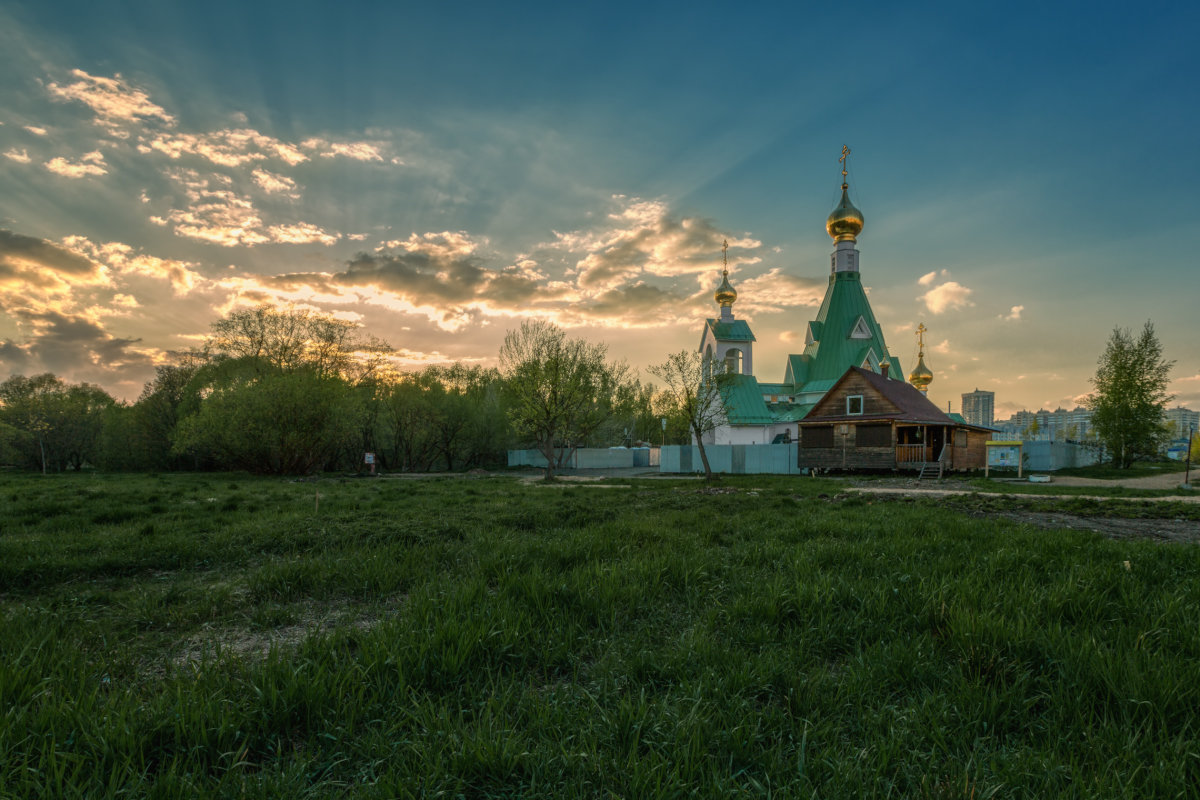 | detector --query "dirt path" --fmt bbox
[848,486,1200,504]
[1046,471,1194,490]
